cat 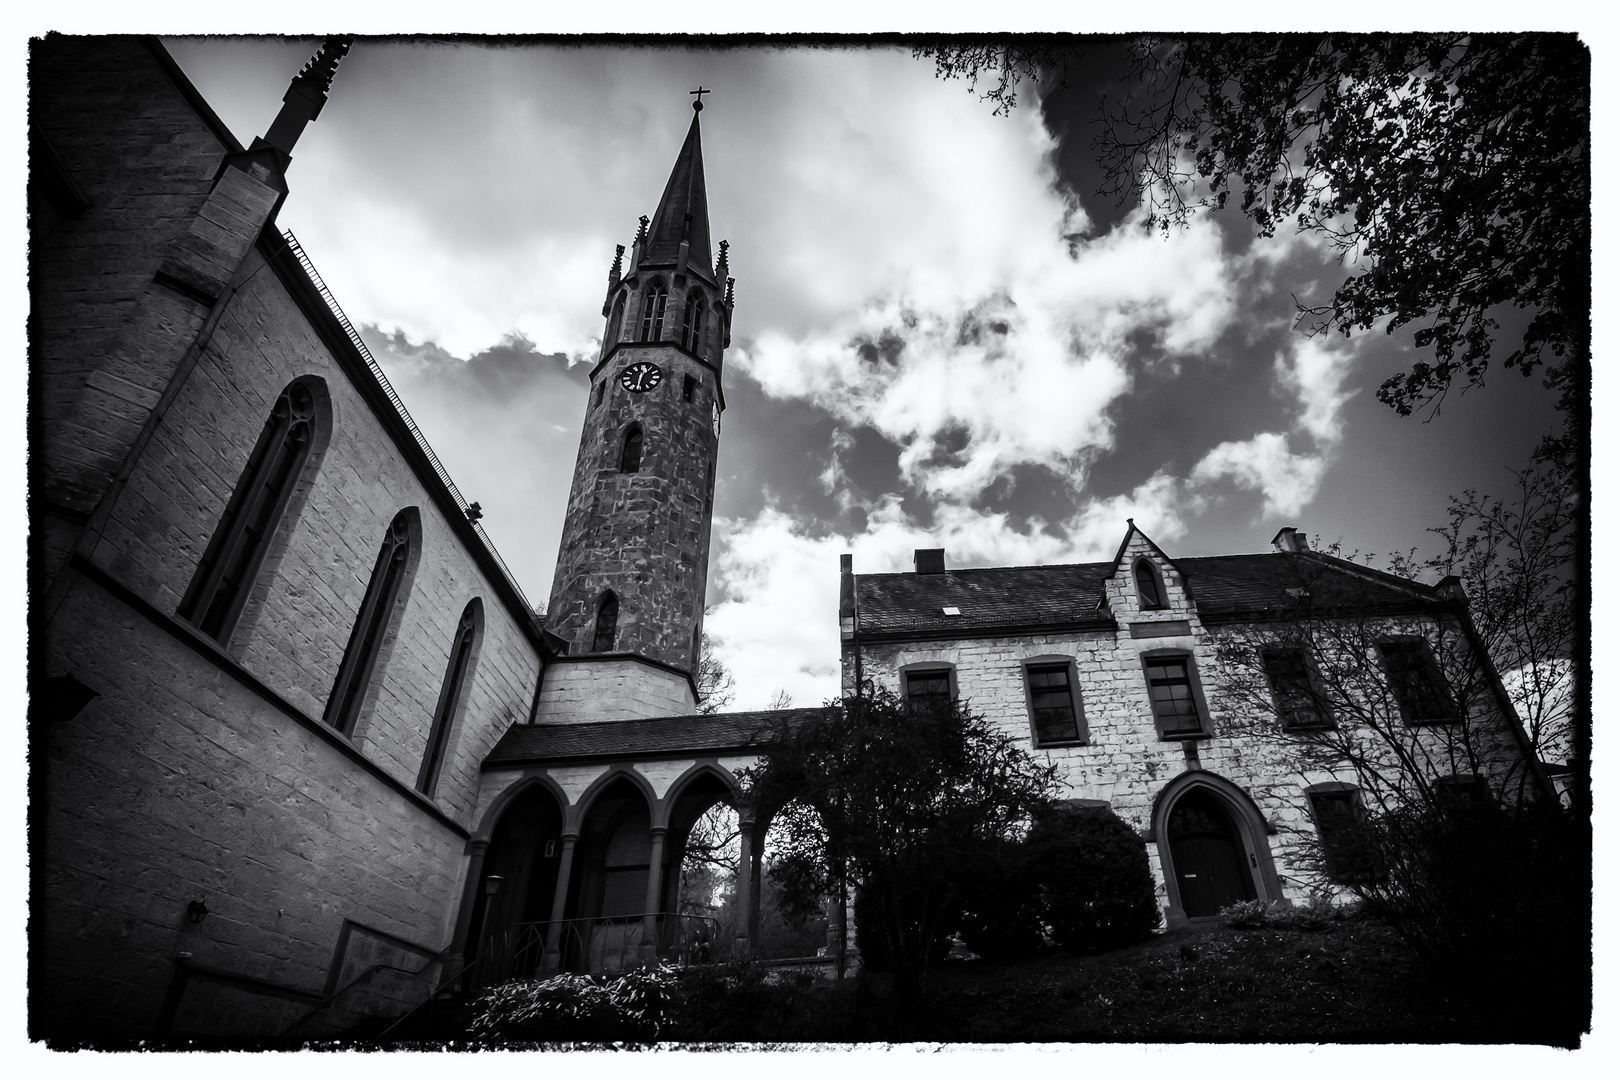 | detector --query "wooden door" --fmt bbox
[1168,790,1256,917]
